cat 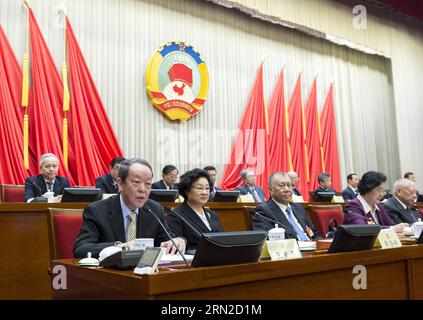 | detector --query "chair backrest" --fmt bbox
[308,204,344,238]
[309,191,315,202]
[47,208,84,260]
[242,206,257,231]
[1,184,25,202]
